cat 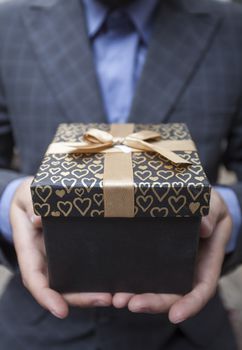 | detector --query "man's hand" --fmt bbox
[10,177,112,319]
[10,181,232,322]
[112,188,232,324]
